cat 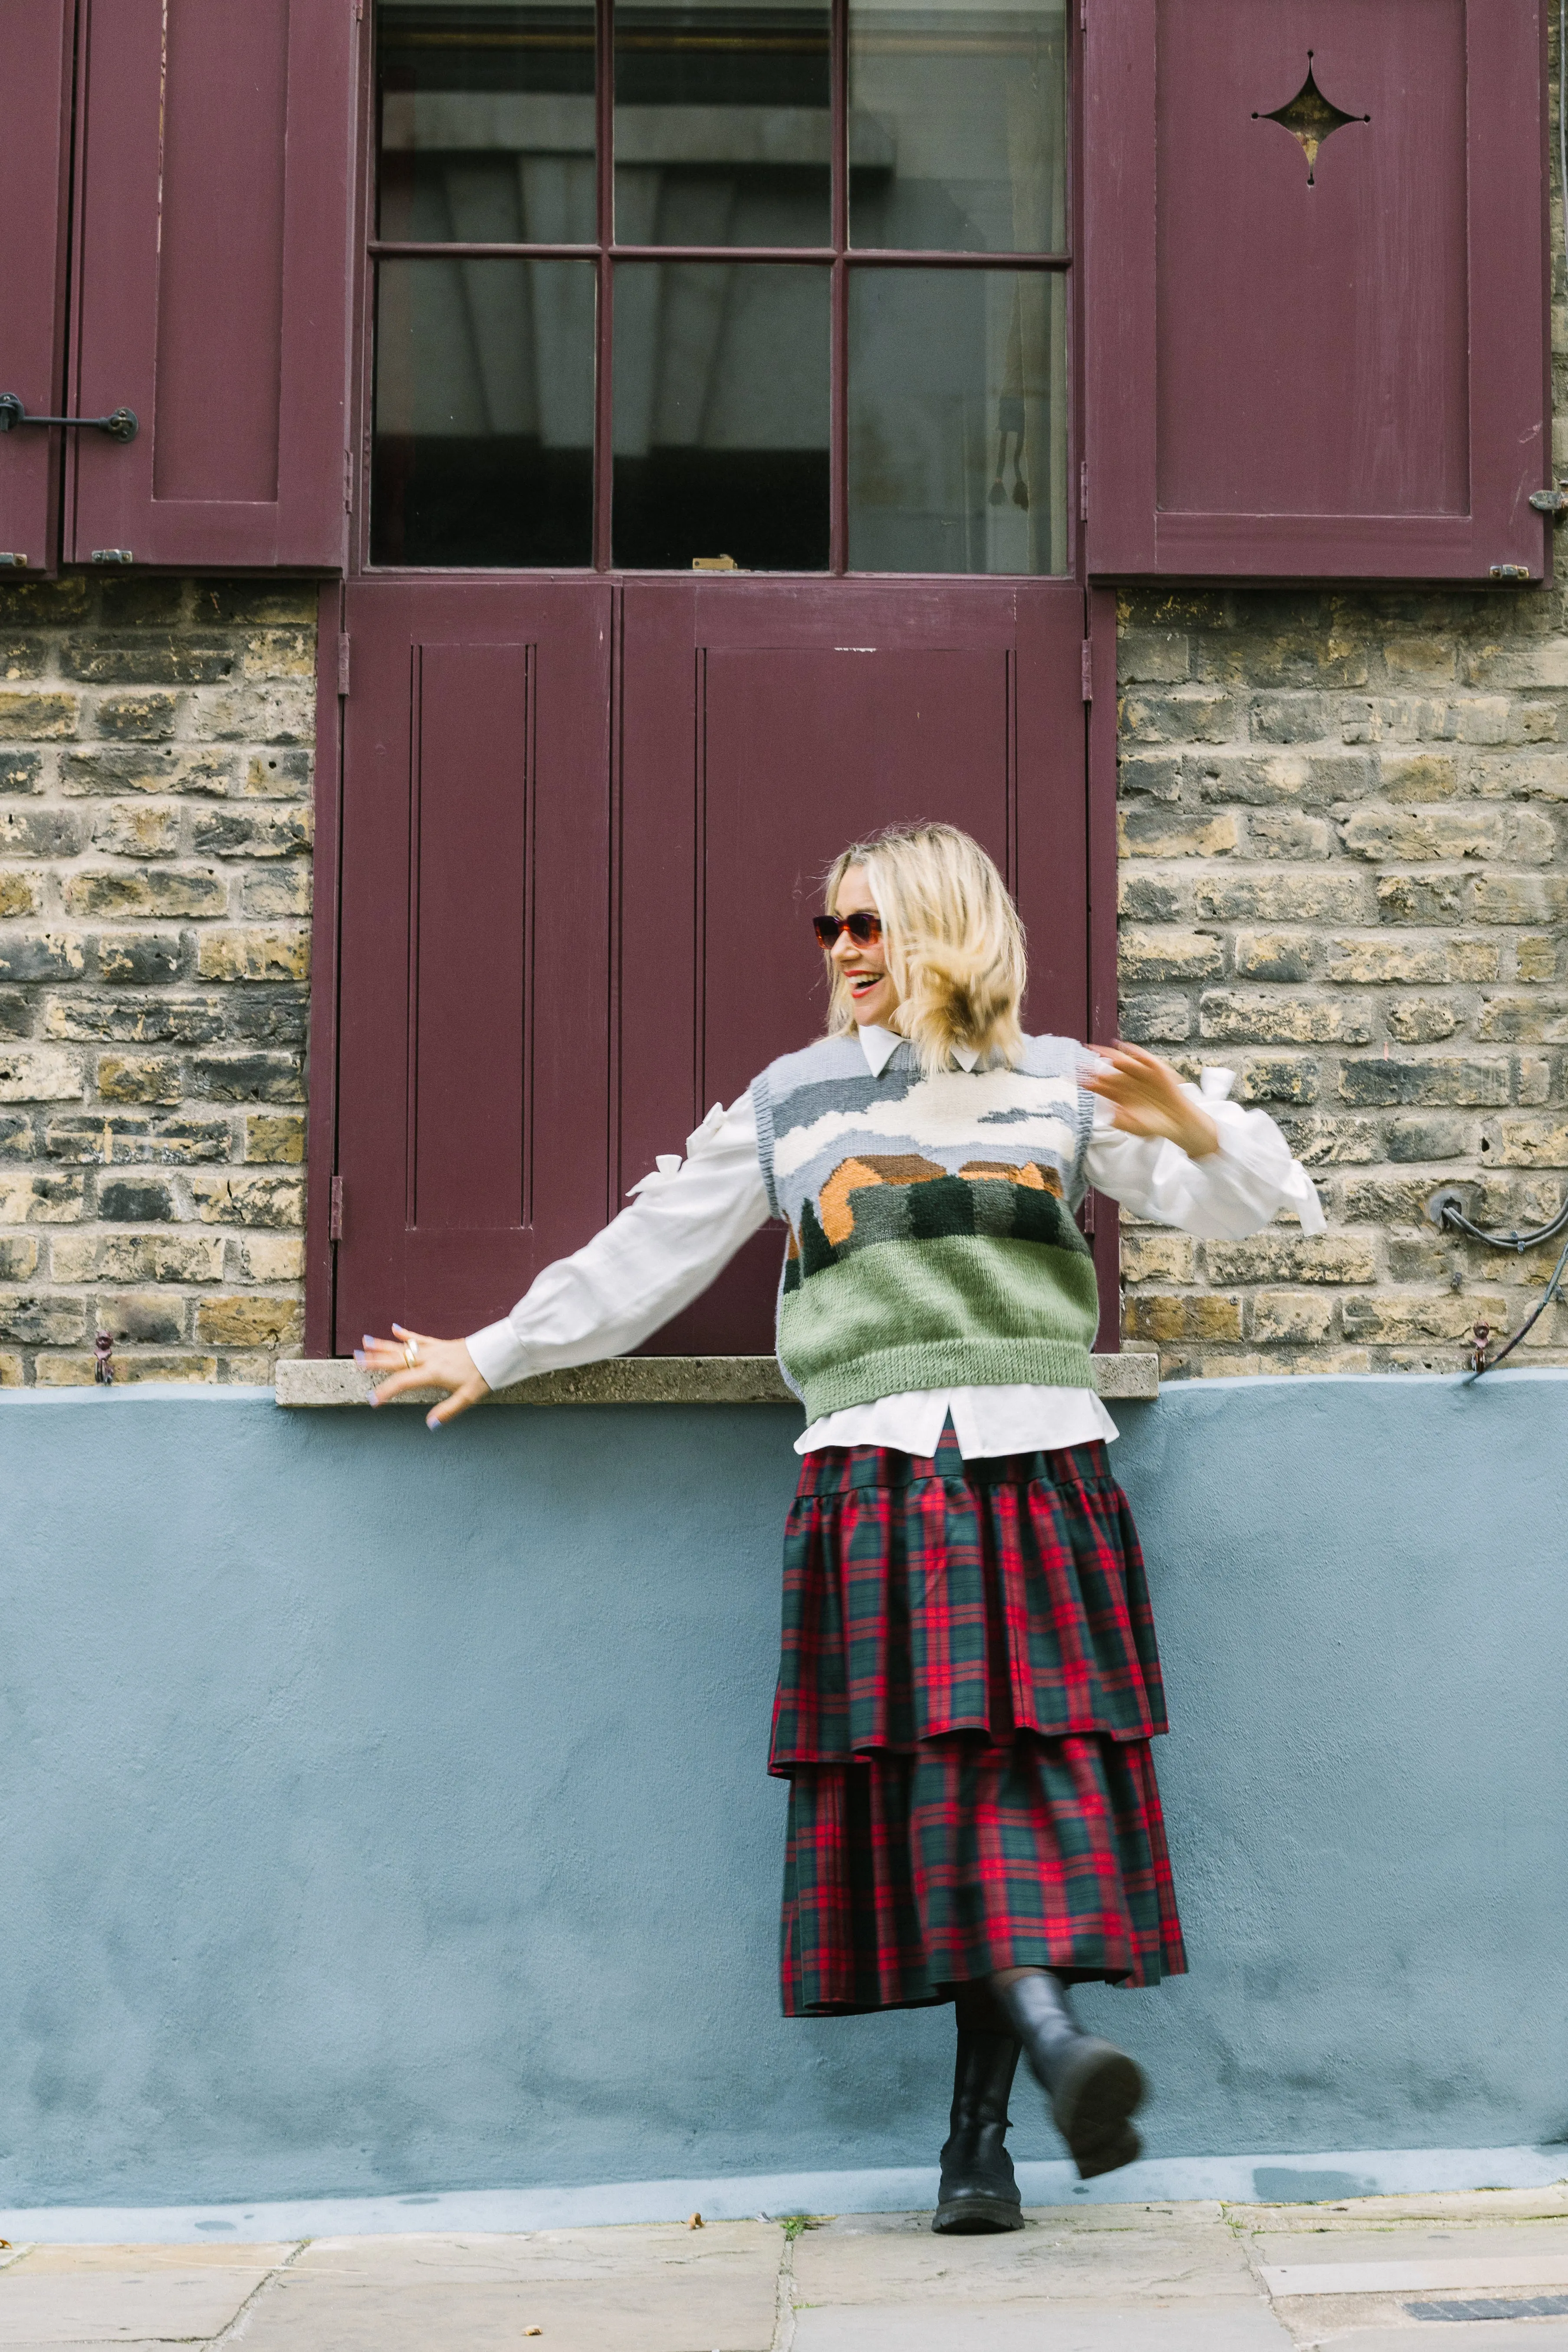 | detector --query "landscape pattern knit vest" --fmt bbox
[752,1032,1098,1422]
